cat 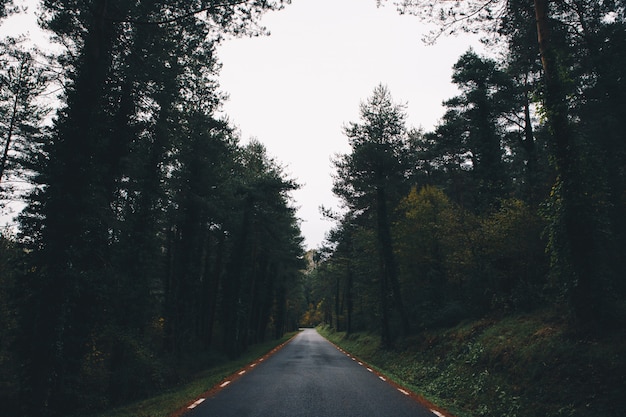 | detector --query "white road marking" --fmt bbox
[335,345,450,416]
[238,370,246,375]
[220,381,231,388]
[188,398,205,409]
